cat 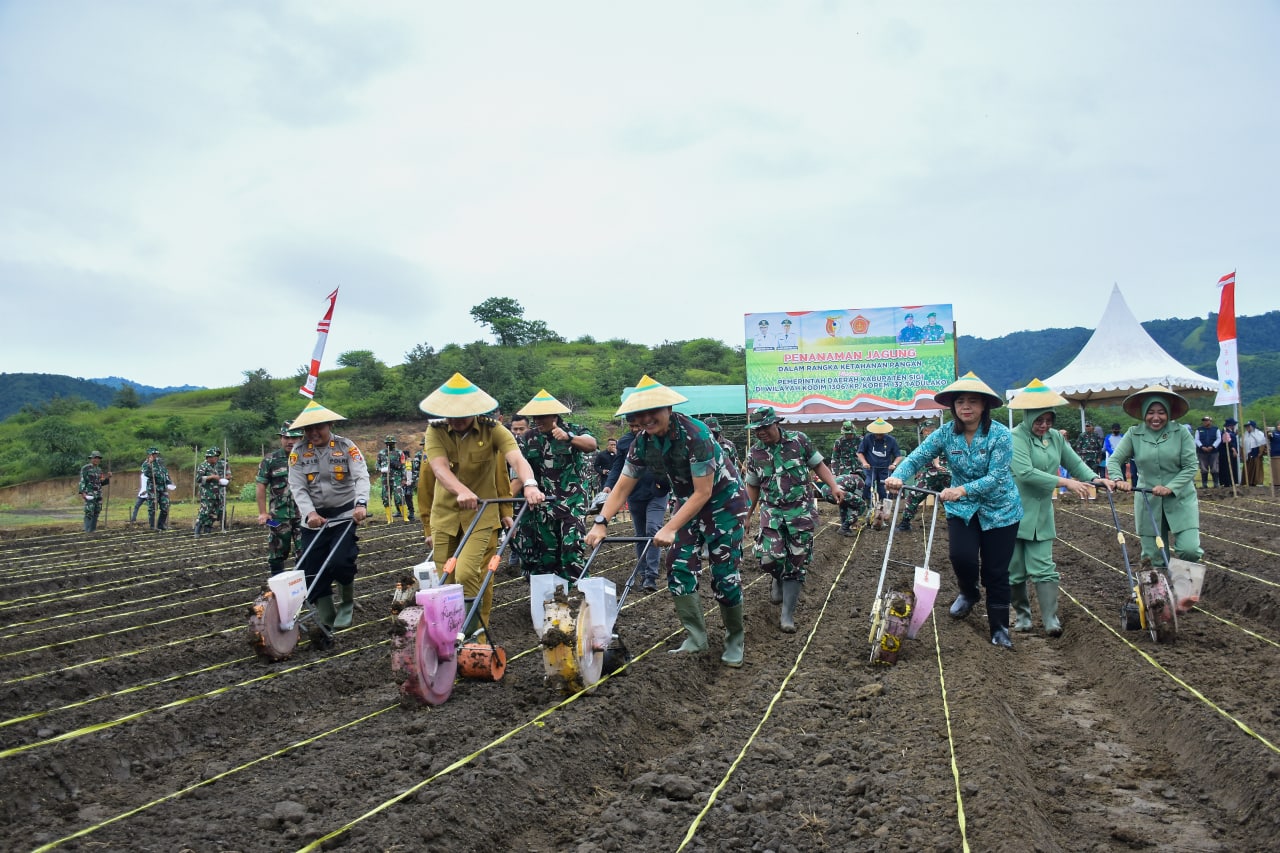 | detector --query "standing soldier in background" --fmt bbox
[141,447,175,531]
[743,406,843,633]
[78,451,111,532]
[516,390,597,583]
[195,447,229,535]
[288,400,370,646]
[377,436,410,522]
[702,416,739,474]
[896,424,949,532]
[830,421,860,476]
[1074,422,1105,484]
[256,422,303,576]
[406,437,426,522]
